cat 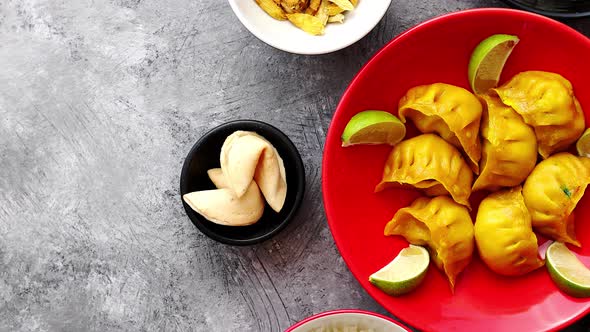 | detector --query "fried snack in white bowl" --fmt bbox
[227,0,391,54]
